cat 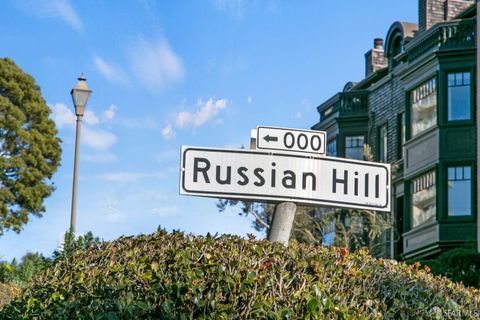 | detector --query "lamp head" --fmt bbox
[71,75,92,117]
